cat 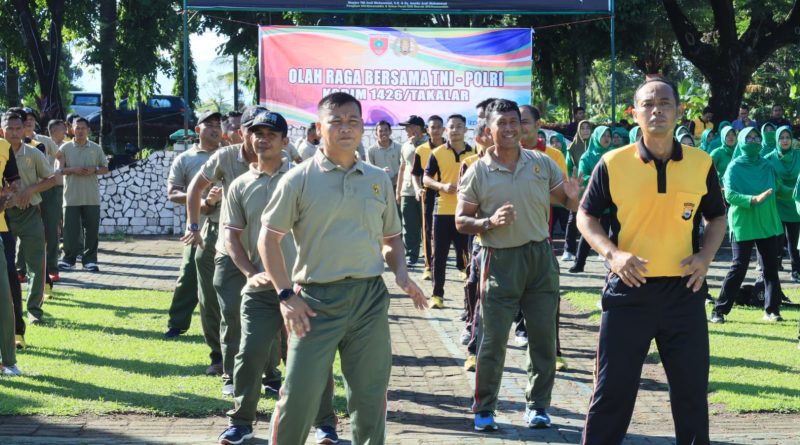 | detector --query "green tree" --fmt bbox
[171,35,199,109]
